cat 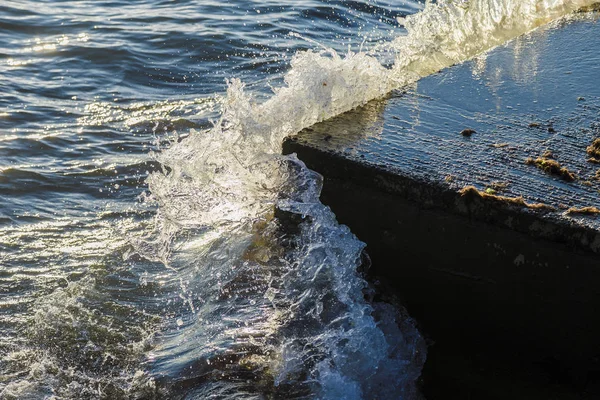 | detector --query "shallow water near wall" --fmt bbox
[1,1,599,398]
